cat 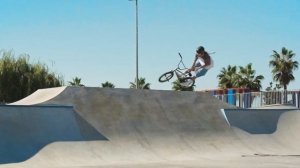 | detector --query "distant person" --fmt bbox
[186,46,213,81]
